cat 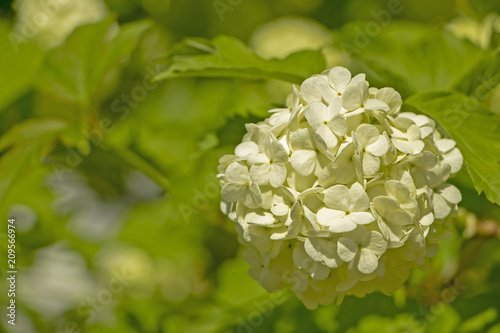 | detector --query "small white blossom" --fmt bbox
[317,183,374,232]
[337,226,387,274]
